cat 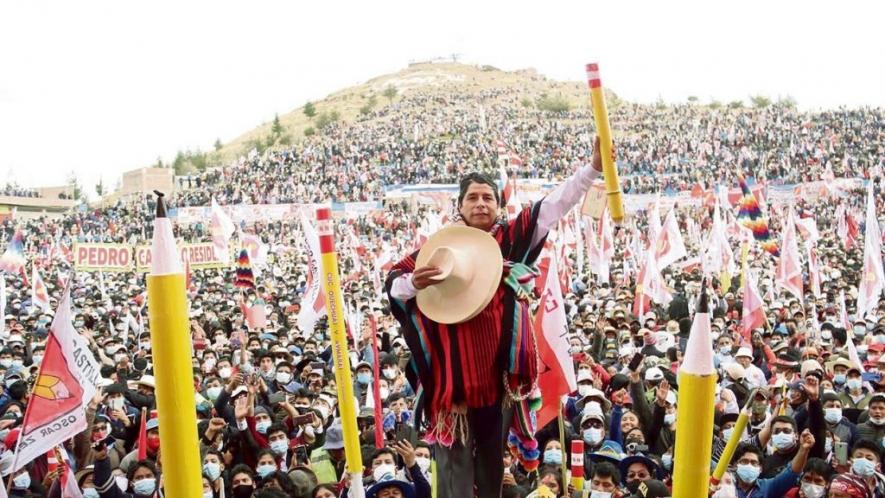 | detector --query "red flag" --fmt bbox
[12,286,100,472]
[137,407,148,460]
[807,241,822,299]
[31,265,50,313]
[534,252,577,430]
